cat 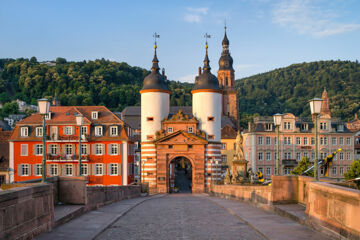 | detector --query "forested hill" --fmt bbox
[0,58,359,123]
[0,57,193,114]
[236,60,360,121]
